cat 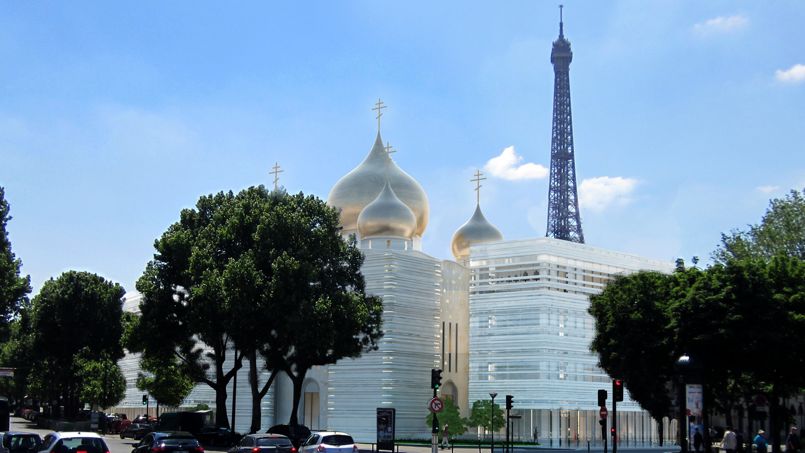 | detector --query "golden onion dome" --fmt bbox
[451,204,504,260]
[327,132,429,236]
[357,181,417,239]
